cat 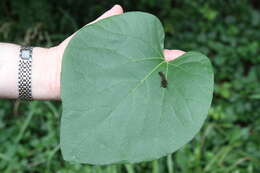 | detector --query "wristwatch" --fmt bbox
[18,46,33,100]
